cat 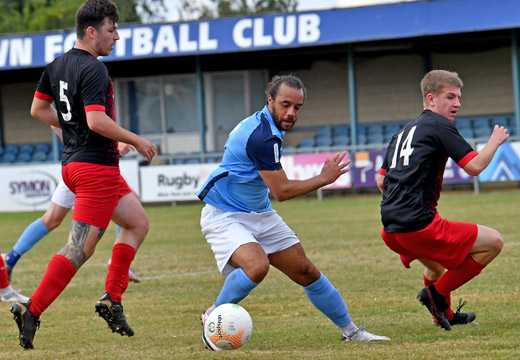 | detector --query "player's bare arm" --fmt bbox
[86,110,156,162]
[31,97,60,127]
[259,152,350,202]
[463,125,509,176]
[118,142,135,155]
[376,174,384,193]
[51,125,63,140]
